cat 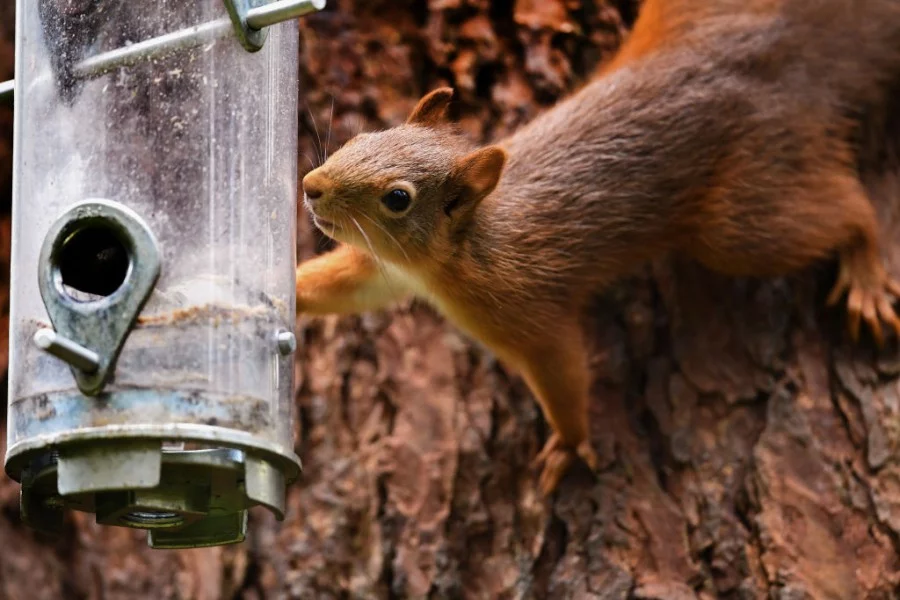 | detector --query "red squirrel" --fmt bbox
[295,0,900,495]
